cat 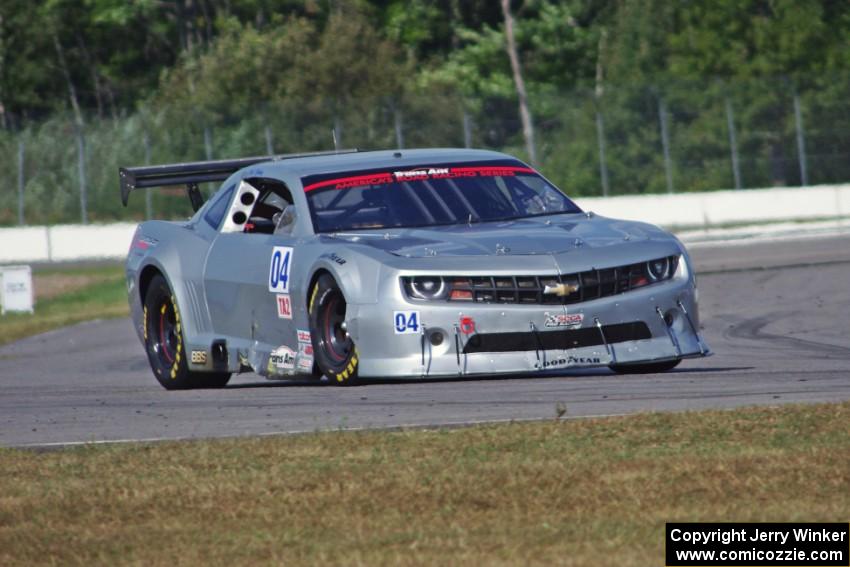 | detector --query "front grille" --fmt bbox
[462,322,651,354]
[402,255,679,305]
